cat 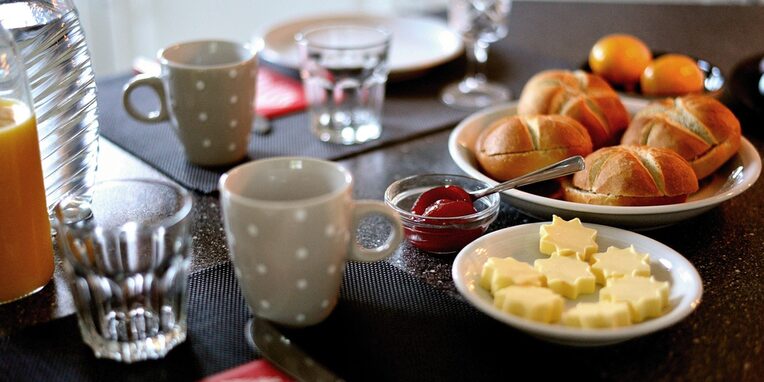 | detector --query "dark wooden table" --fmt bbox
[2,2,764,381]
